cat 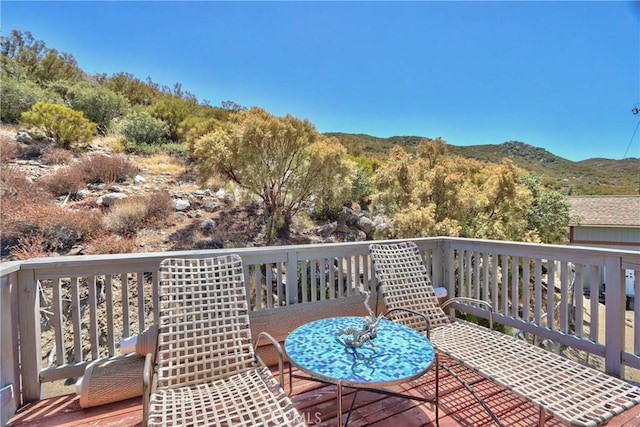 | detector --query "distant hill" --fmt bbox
[324,133,639,196]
